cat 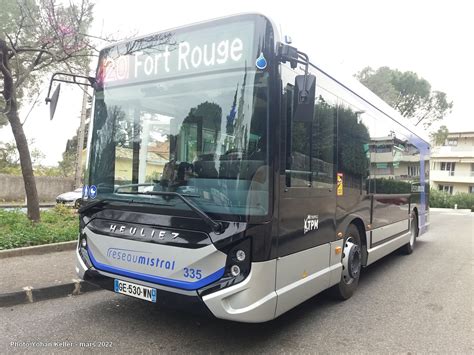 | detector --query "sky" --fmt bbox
[1,0,472,165]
